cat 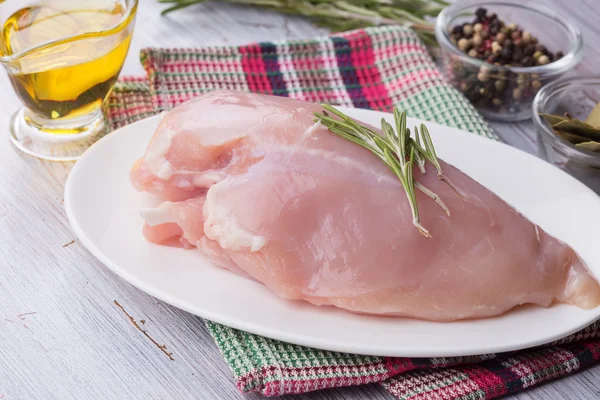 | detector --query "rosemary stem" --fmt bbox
[315,104,455,237]
[439,174,470,201]
[158,0,444,49]
[383,148,430,238]
[414,182,450,216]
